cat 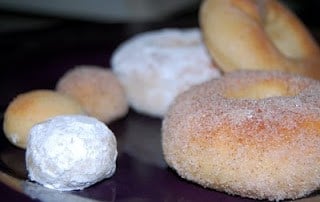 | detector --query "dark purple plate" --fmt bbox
[1,109,320,202]
[0,110,254,202]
